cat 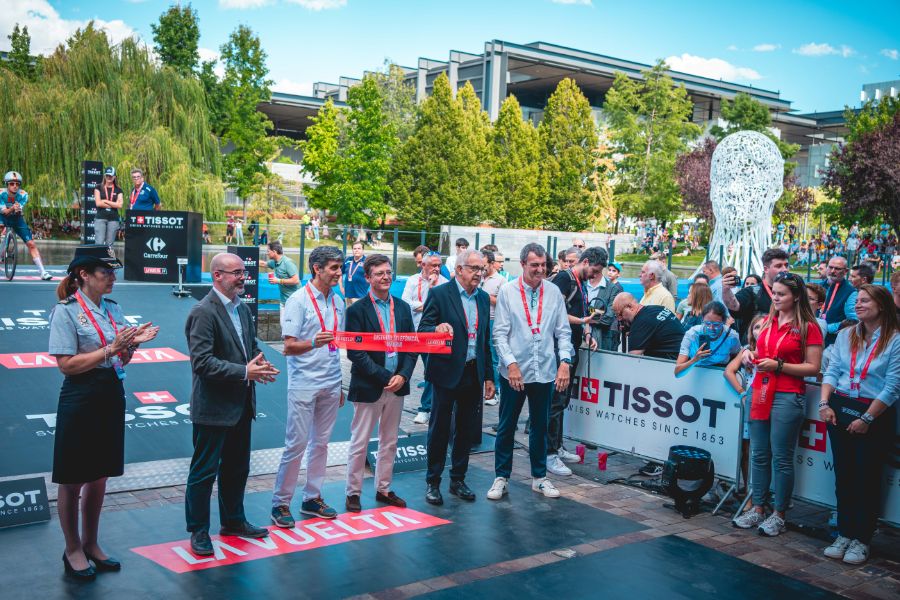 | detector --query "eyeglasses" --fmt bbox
[424,251,441,258]
[131,175,142,180]
[573,244,585,249]
[371,270,393,279]
[774,272,802,284]
[827,266,847,271]
[460,265,486,274]
[7,182,20,187]
[216,269,249,278]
